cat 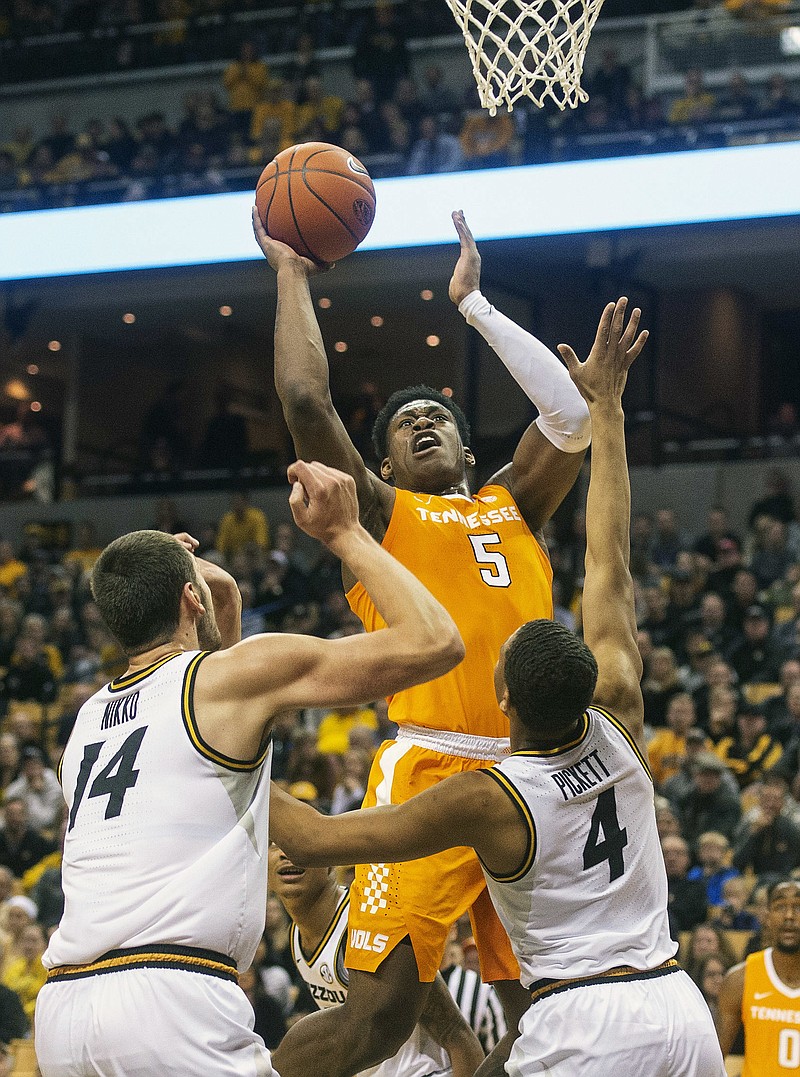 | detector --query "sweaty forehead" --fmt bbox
[392,399,449,421]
